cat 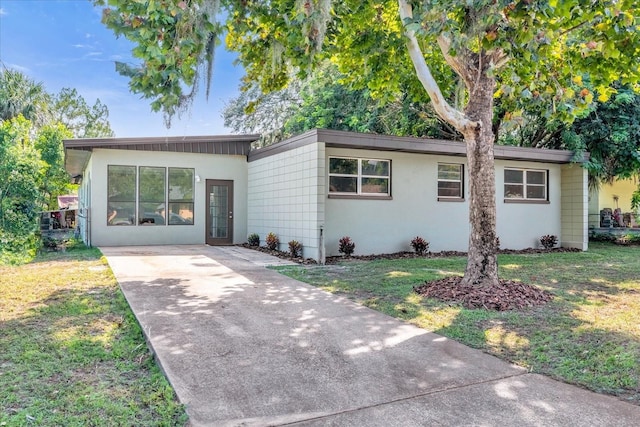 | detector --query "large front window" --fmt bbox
[504,168,547,201]
[107,166,195,226]
[329,157,390,196]
[139,166,166,225]
[168,168,194,224]
[107,165,136,225]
